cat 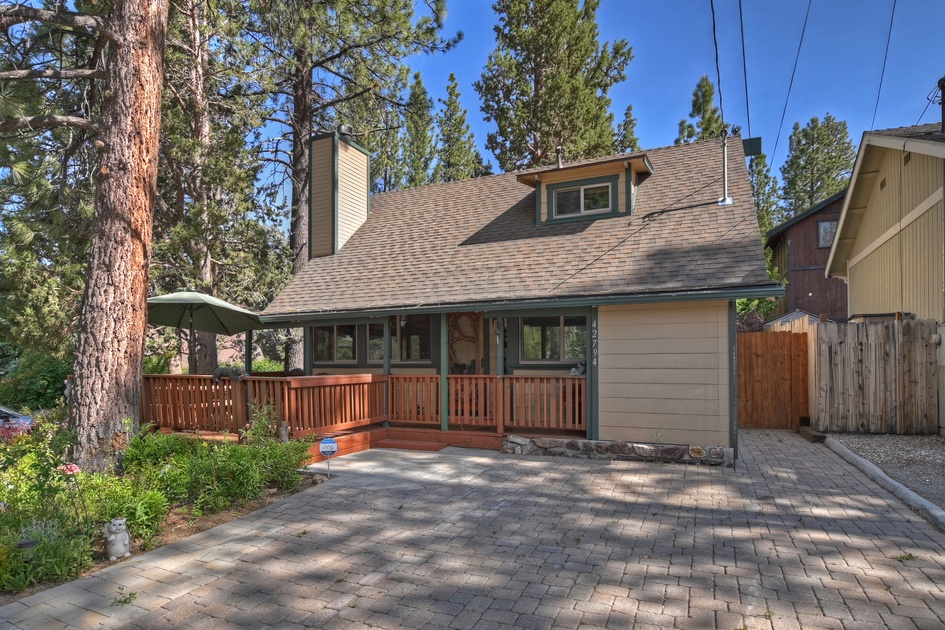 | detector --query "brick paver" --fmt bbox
[2,430,945,629]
